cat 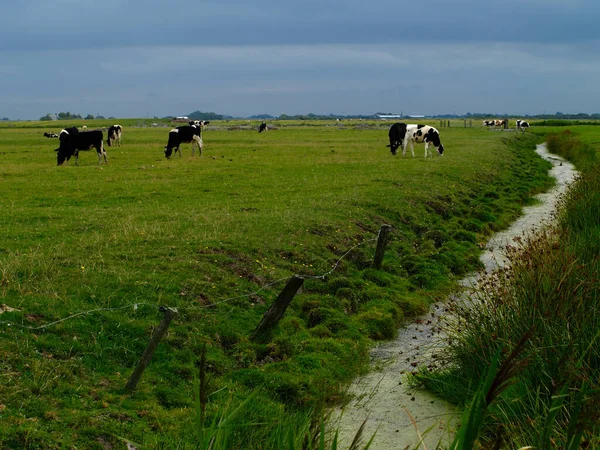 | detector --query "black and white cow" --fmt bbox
[258,122,267,133]
[44,132,59,138]
[387,122,408,155]
[516,120,530,132]
[164,120,209,158]
[107,124,122,147]
[55,127,107,166]
[482,120,495,128]
[404,124,444,157]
